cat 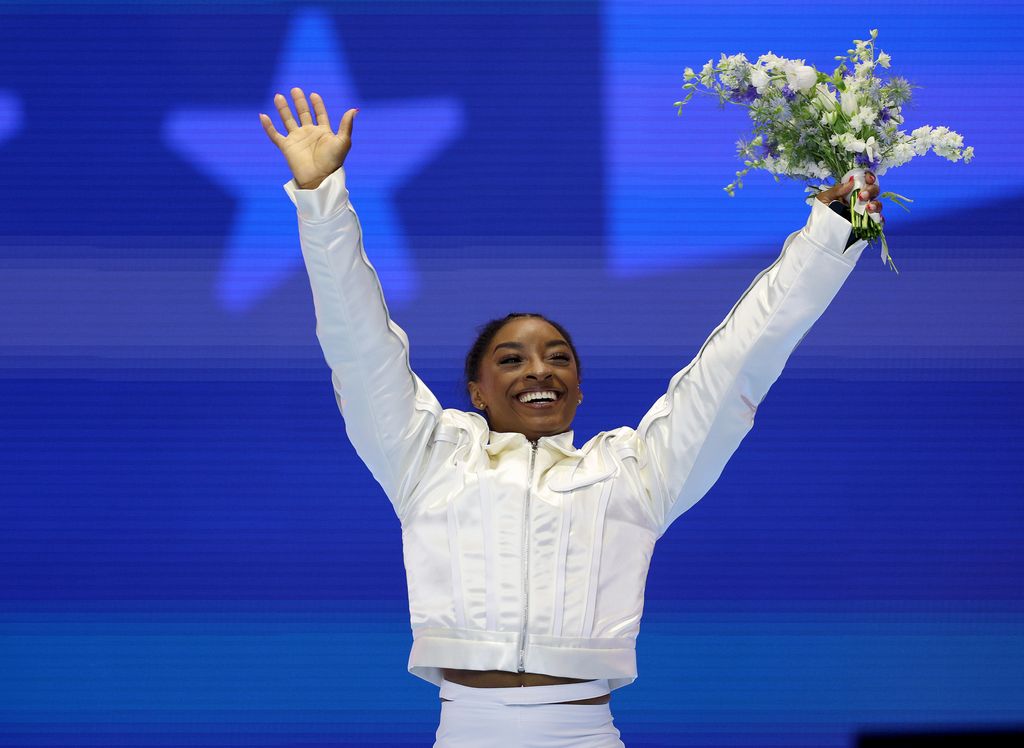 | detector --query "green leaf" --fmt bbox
[880,191,914,212]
